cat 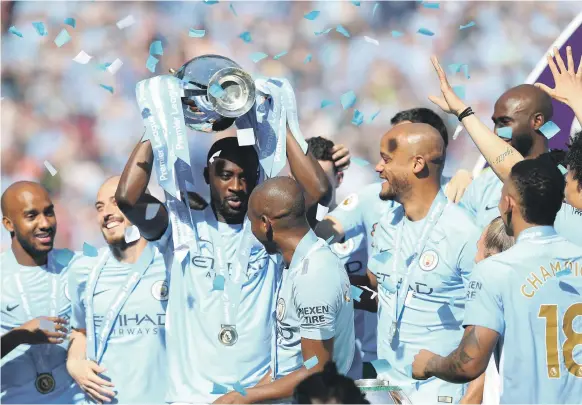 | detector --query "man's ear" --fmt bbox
[532,112,545,131]
[2,216,14,233]
[203,167,209,185]
[412,156,428,175]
